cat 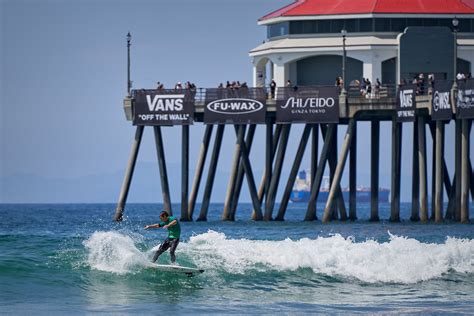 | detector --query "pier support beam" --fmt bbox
[252,124,282,220]
[390,119,402,222]
[453,119,462,221]
[265,121,274,207]
[229,125,256,220]
[326,126,347,221]
[198,125,224,221]
[114,125,144,222]
[188,125,213,220]
[181,125,190,221]
[371,119,380,221]
[264,124,291,220]
[154,126,172,215]
[418,117,428,222]
[231,125,263,220]
[470,159,474,201]
[349,120,357,220]
[223,125,247,220]
[305,124,336,221]
[434,121,445,223]
[308,124,319,218]
[323,120,356,223]
[276,125,311,221]
[460,119,470,223]
[411,120,420,221]
[430,122,436,220]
